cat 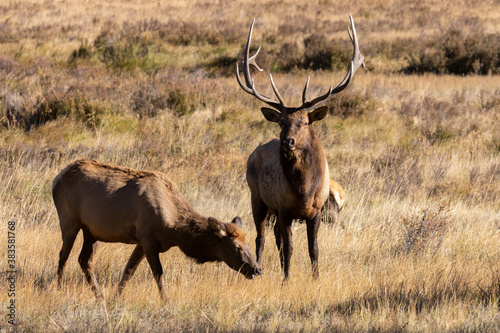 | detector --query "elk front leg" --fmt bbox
[306,212,321,279]
[273,218,284,270]
[117,245,145,296]
[143,244,166,301]
[278,212,293,280]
